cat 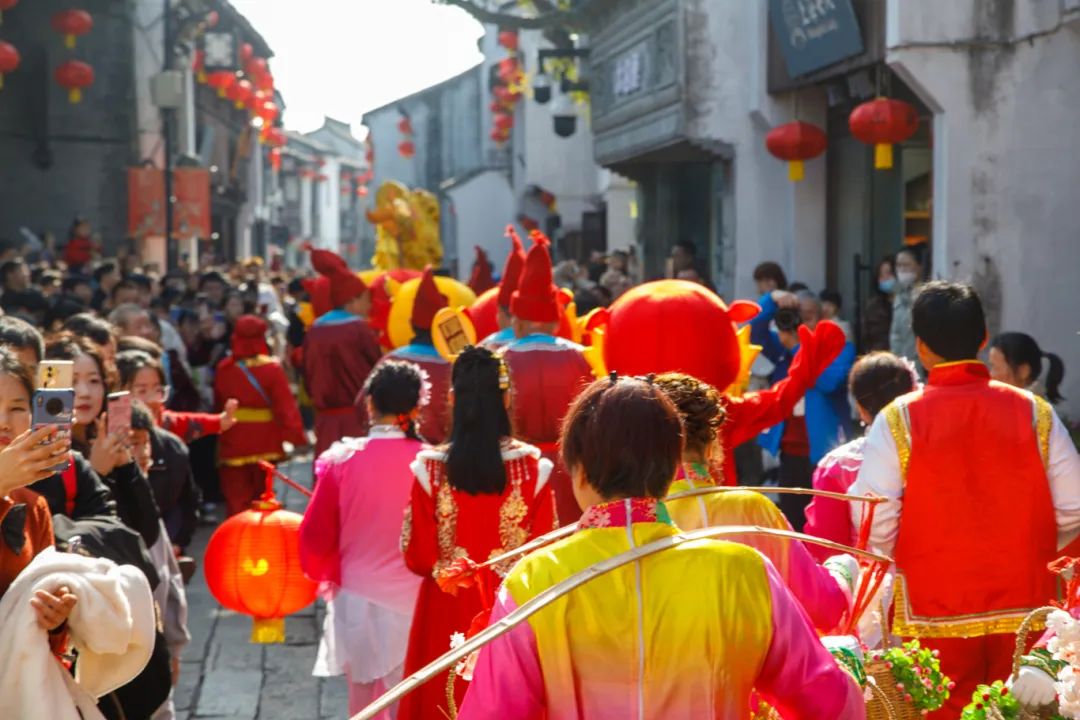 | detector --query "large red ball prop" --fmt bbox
[604,280,759,392]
